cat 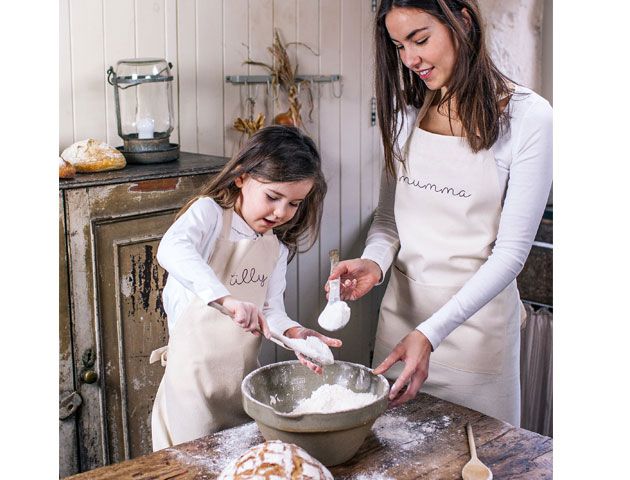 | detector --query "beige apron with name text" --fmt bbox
[372,101,523,425]
[151,208,279,449]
